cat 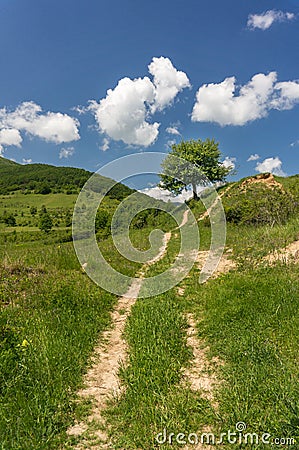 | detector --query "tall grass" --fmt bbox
[0,234,145,449]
